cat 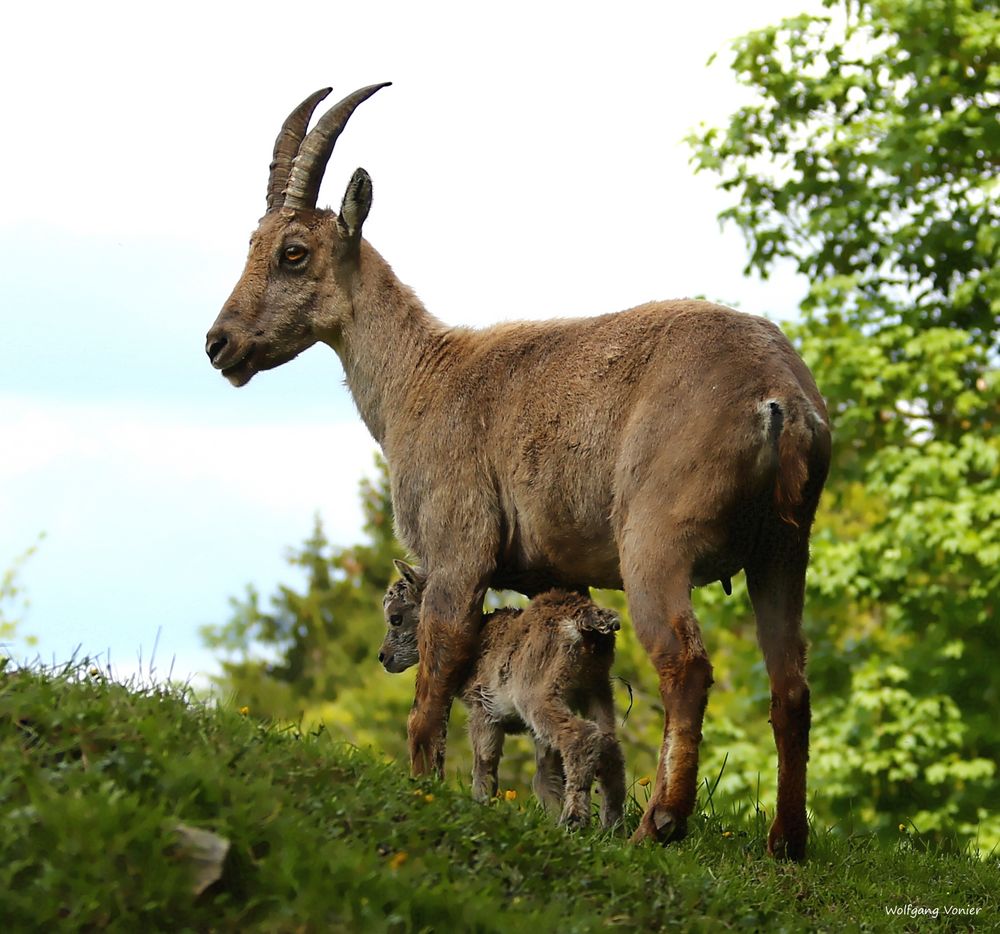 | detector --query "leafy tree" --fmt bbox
[201,458,402,718]
[688,0,999,844]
